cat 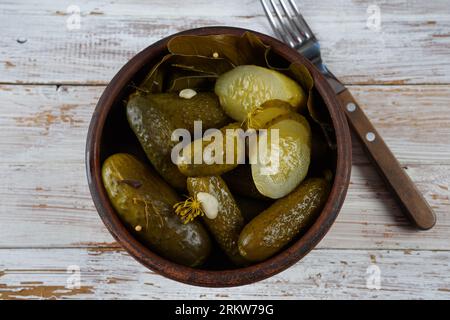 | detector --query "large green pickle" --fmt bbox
[139,92,230,131]
[187,176,247,266]
[238,178,330,262]
[102,153,211,267]
[126,92,230,189]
